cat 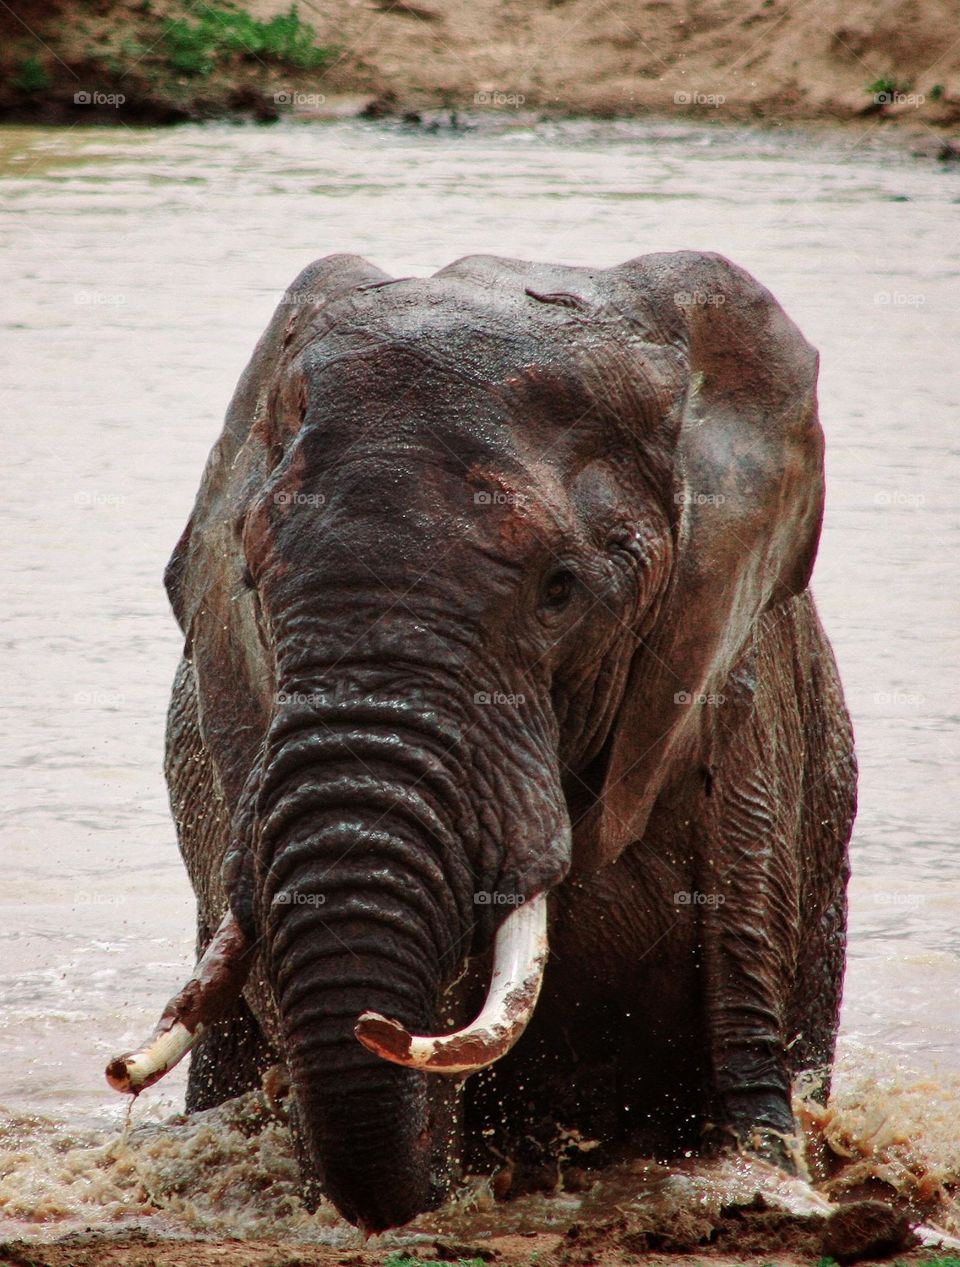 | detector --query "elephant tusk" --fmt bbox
[355,892,548,1075]
[105,909,252,1095]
